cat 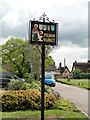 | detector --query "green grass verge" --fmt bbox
[1,98,89,119]
[56,79,90,90]
[1,109,89,119]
